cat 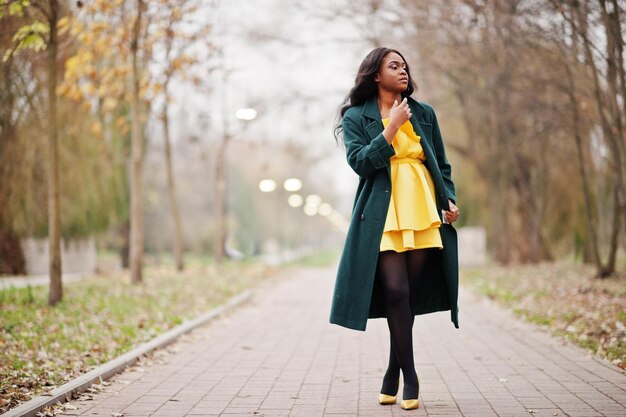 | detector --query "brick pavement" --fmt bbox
[58,266,626,417]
